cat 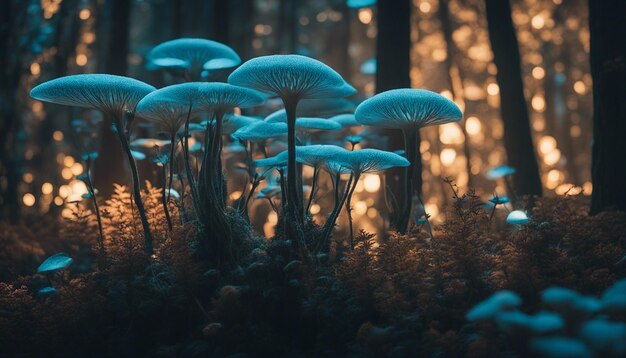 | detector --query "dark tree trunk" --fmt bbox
[93,0,132,196]
[589,0,626,213]
[376,0,418,228]
[213,0,230,44]
[0,0,25,223]
[485,0,542,197]
[437,0,473,188]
